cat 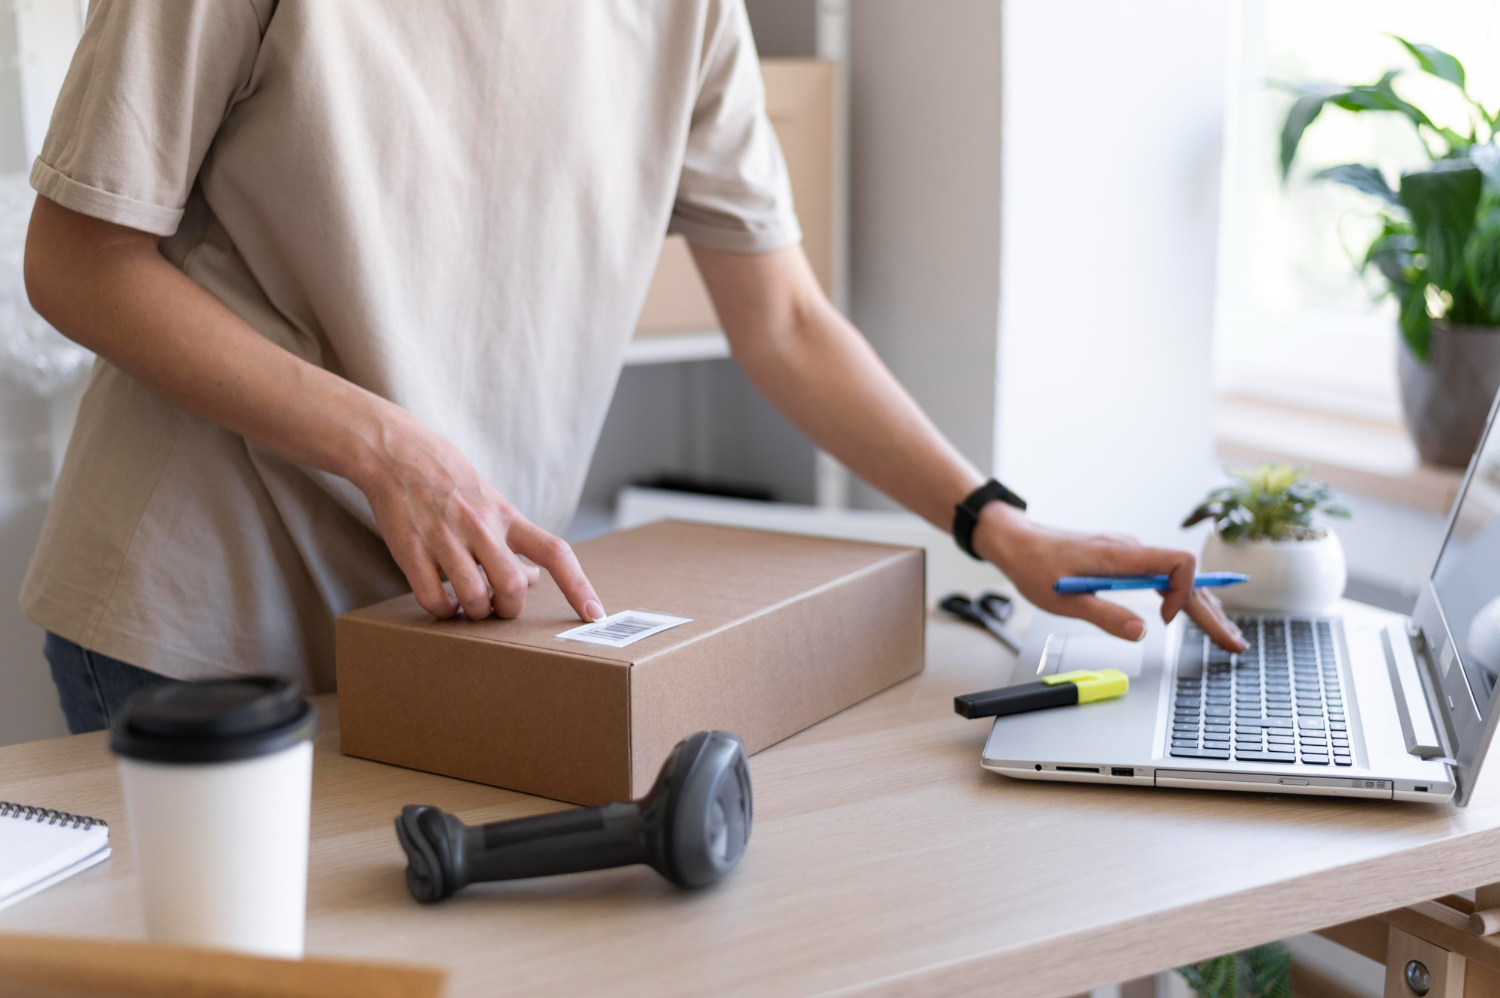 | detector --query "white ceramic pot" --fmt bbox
[1199,530,1347,614]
